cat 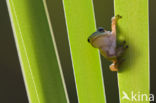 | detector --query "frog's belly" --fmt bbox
[100,47,116,60]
